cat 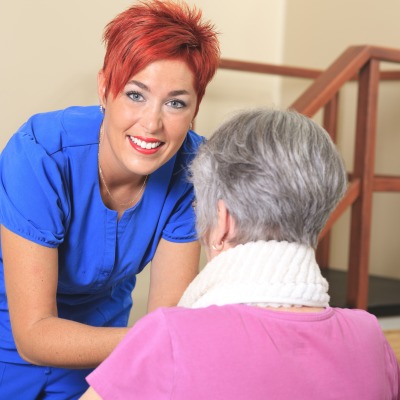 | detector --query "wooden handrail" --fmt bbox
[346,173,400,192]
[381,70,400,80]
[290,46,372,116]
[290,45,400,116]
[219,58,321,79]
[373,175,400,192]
[319,179,361,239]
[369,45,400,63]
[219,55,400,81]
